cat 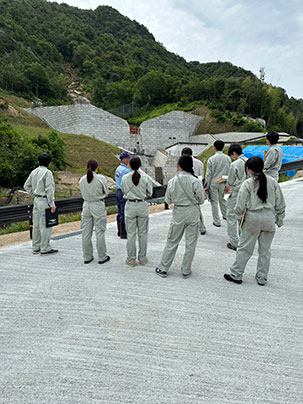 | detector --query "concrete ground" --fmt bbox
[0,179,302,404]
